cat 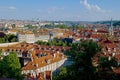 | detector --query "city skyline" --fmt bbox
[0,0,120,21]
